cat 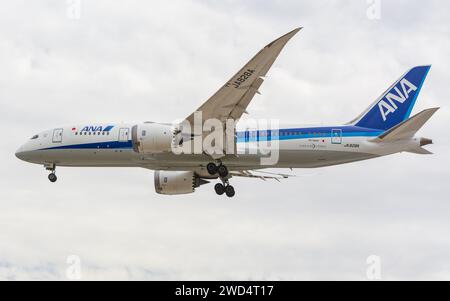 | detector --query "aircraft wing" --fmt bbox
[185,28,302,125]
